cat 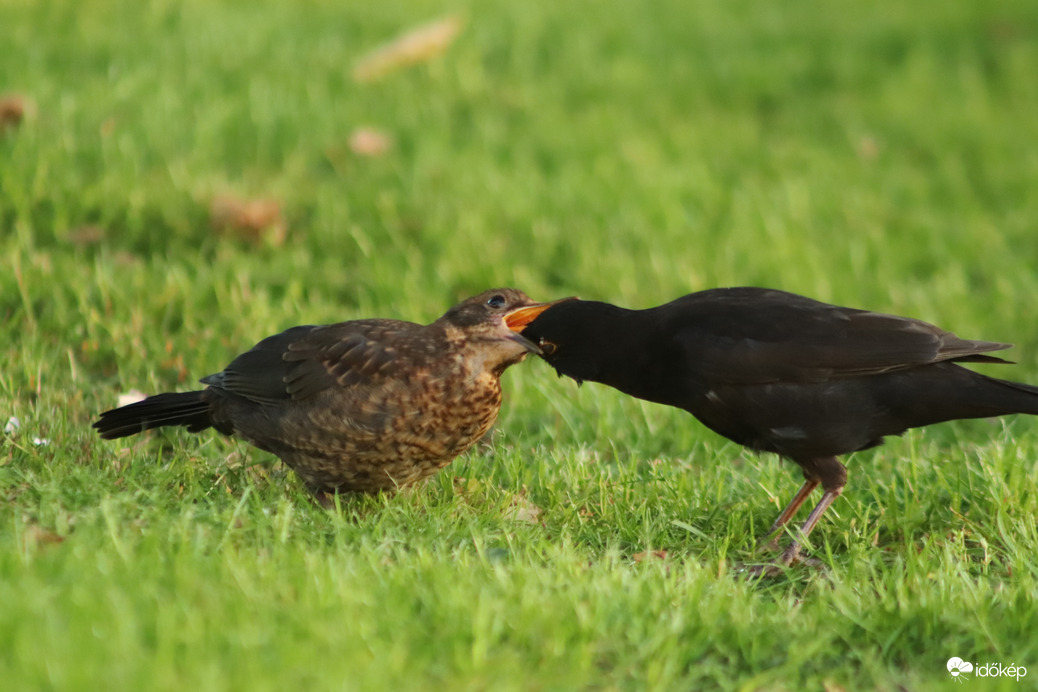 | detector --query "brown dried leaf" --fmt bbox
[353,16,464,83]
[210,195,287,246]
[0,93,33,133]
[857,135,880,161]
[349,127,392,157]
[504,492,543,524]
[632,550,668,563]
[67,225,106,246]
[23,524,65,550]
